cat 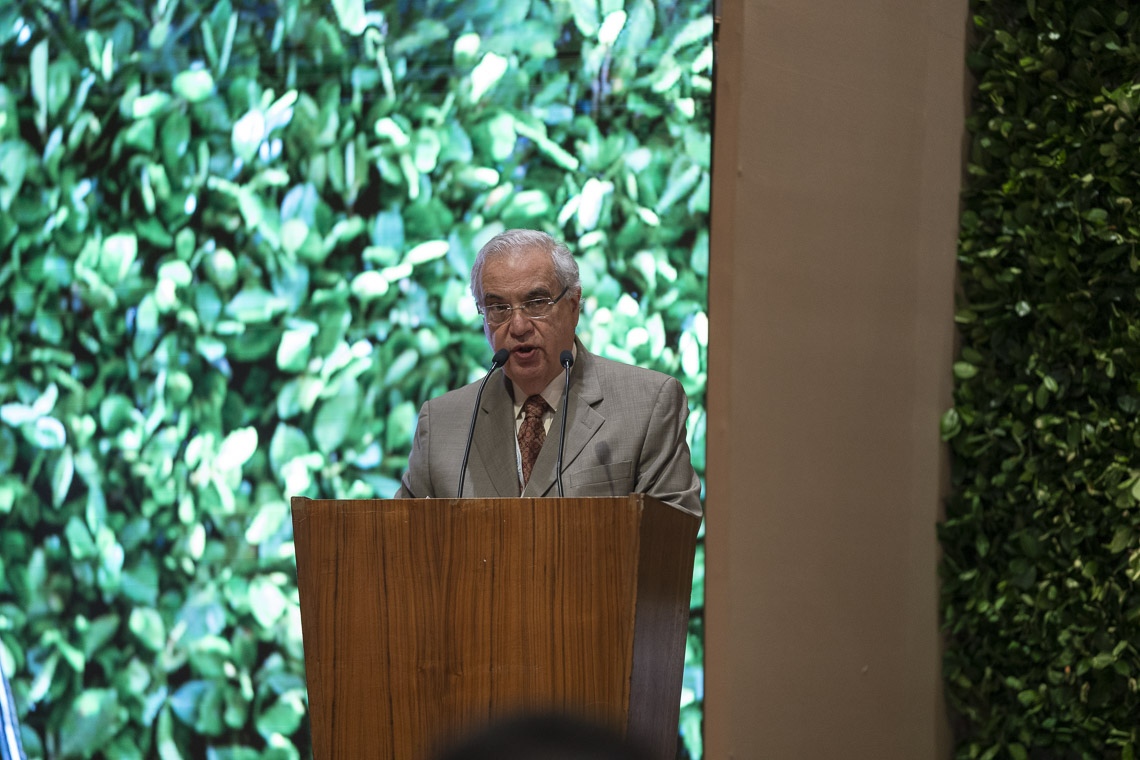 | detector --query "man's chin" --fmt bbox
[504,365,553,397]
